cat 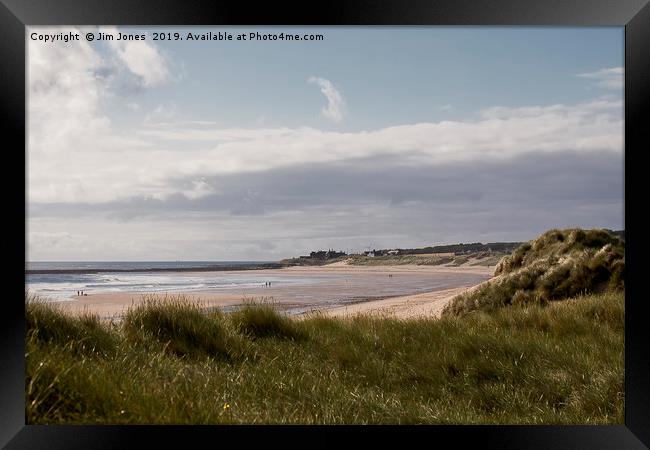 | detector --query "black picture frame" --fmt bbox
[2,1,649,448]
